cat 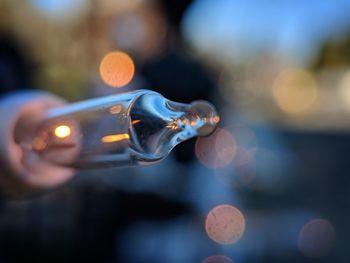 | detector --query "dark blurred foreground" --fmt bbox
[0,130,348,263]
